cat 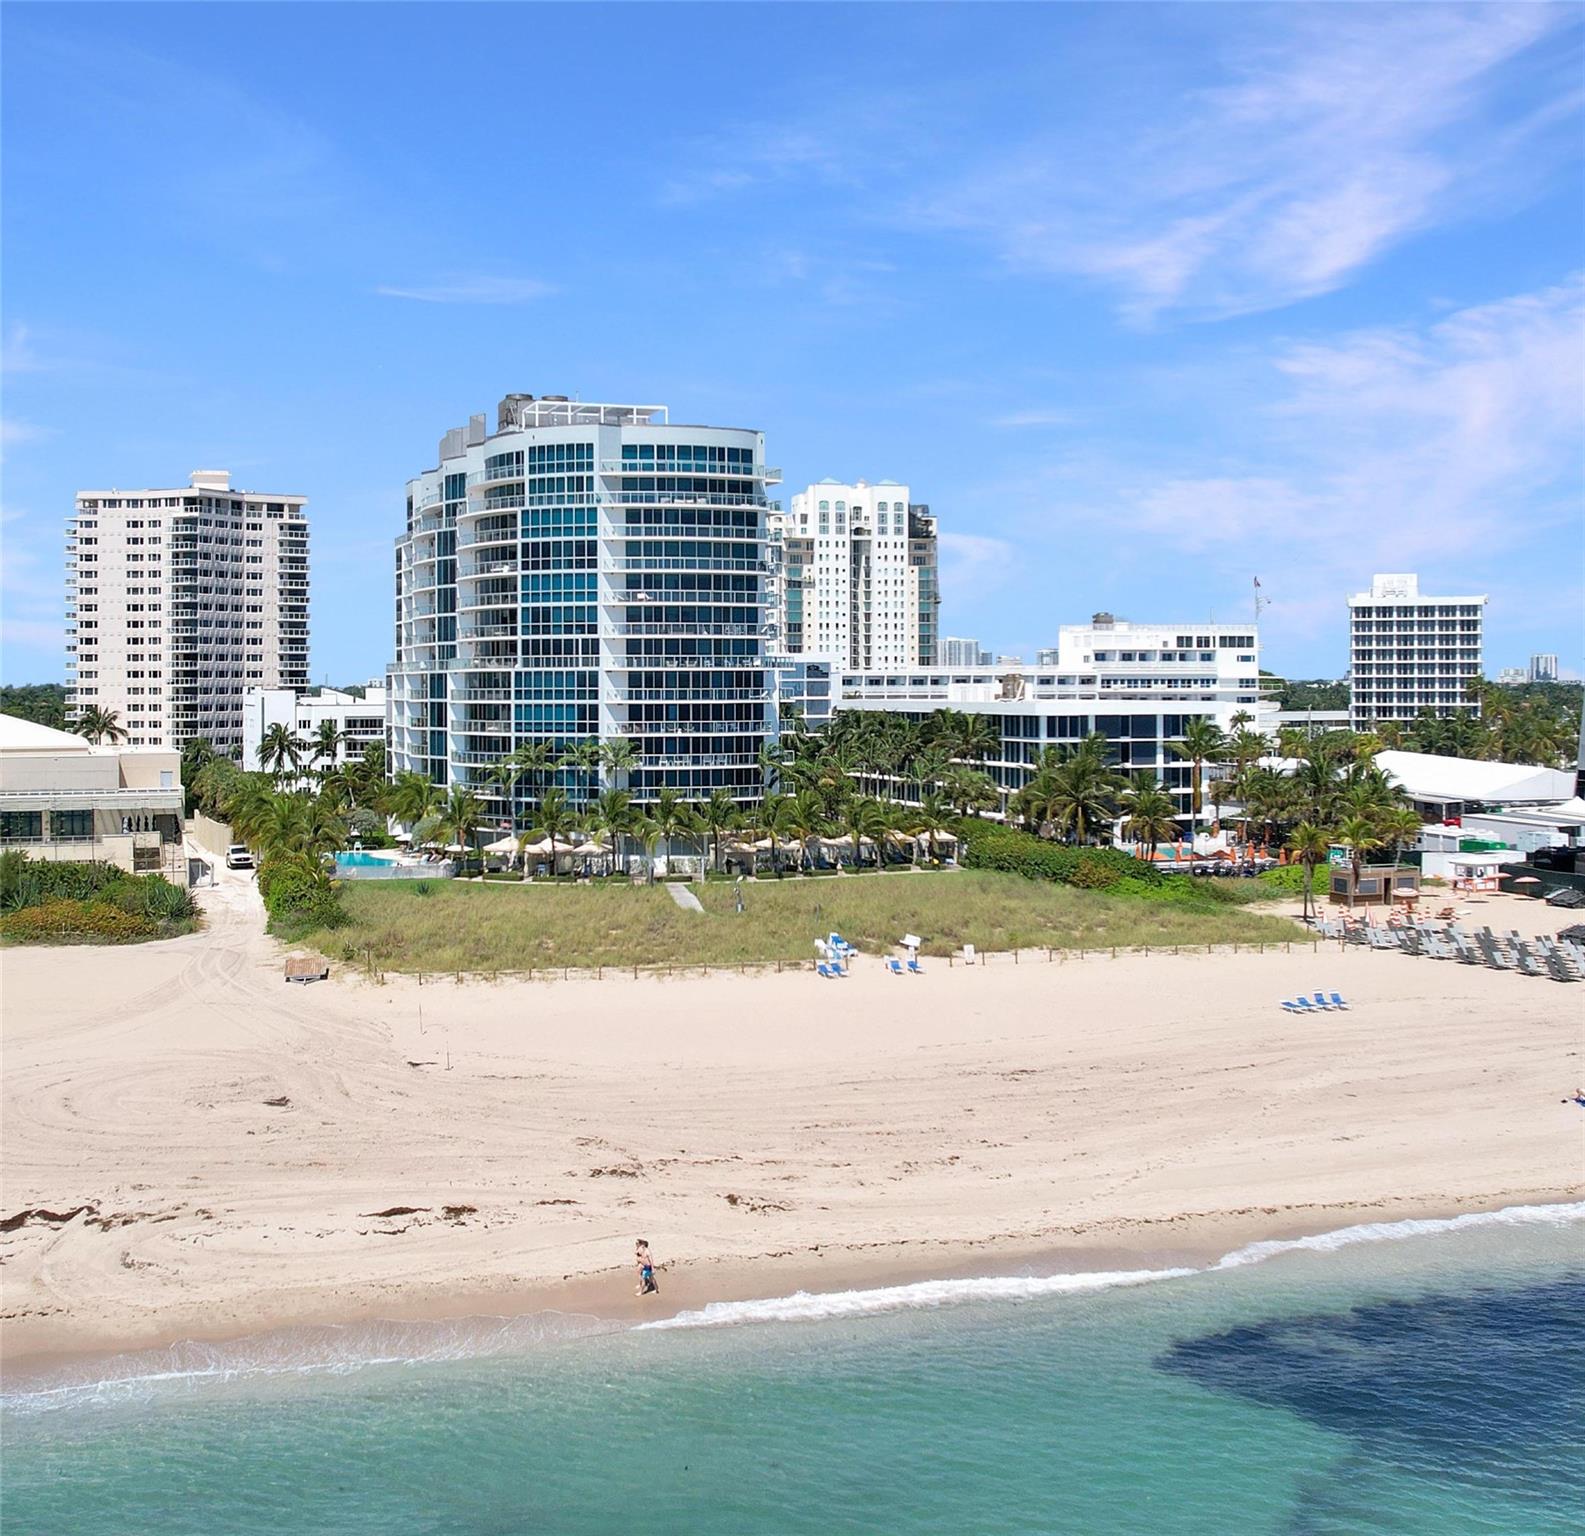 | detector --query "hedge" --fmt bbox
[257,854,348,934]
[0,898,160,944]
[952,819,1161,889]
